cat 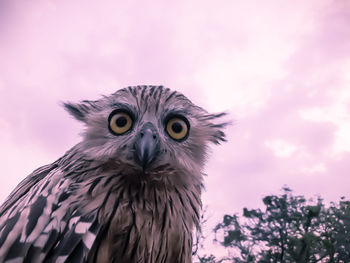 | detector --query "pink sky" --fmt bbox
[0,0,350,255]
